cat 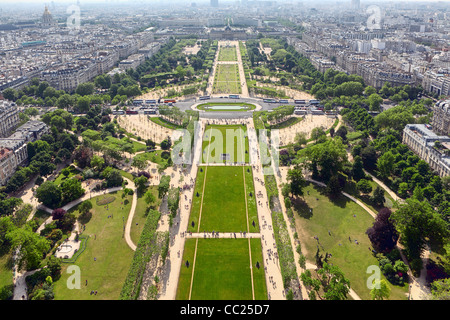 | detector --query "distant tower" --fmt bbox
[42,5,56,28]
[211,0,219,7]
